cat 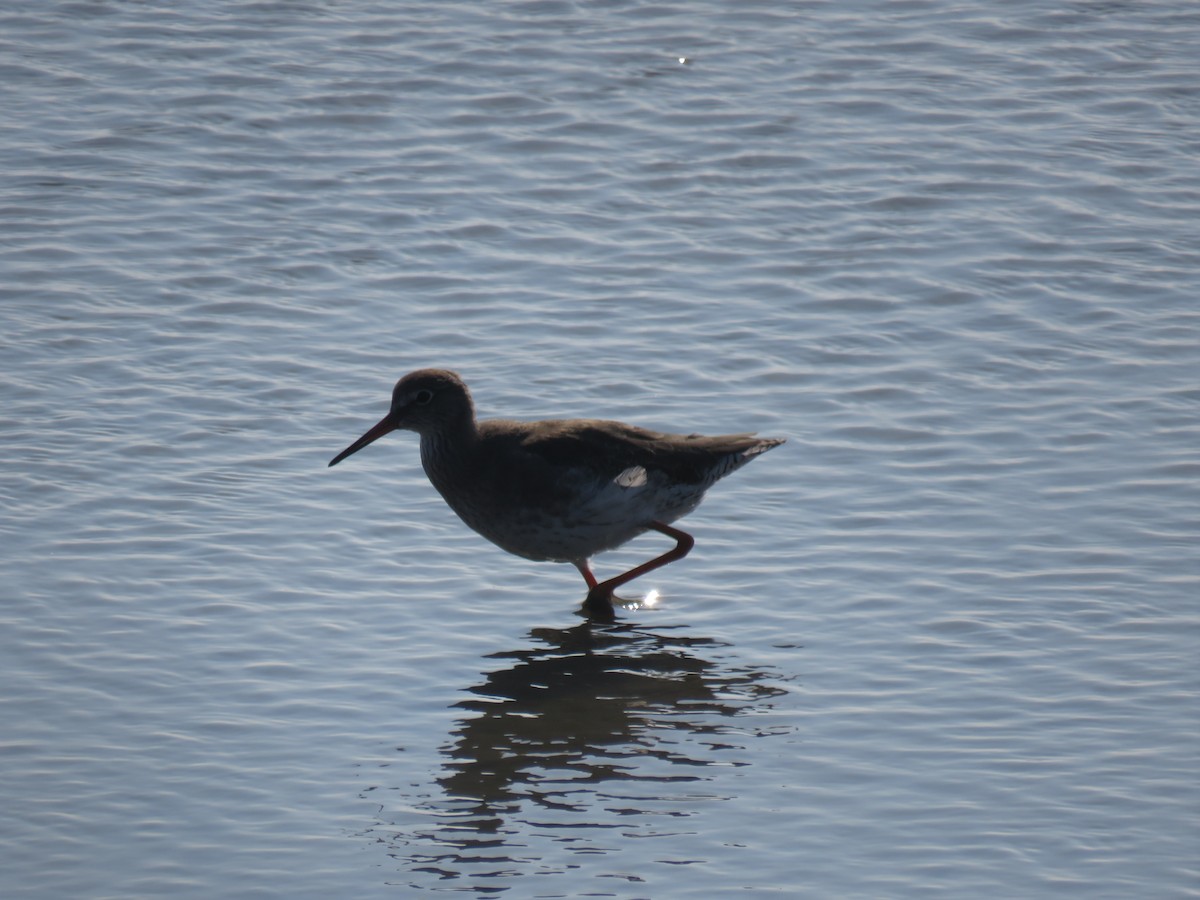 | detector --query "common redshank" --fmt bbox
[329,369,783,617]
